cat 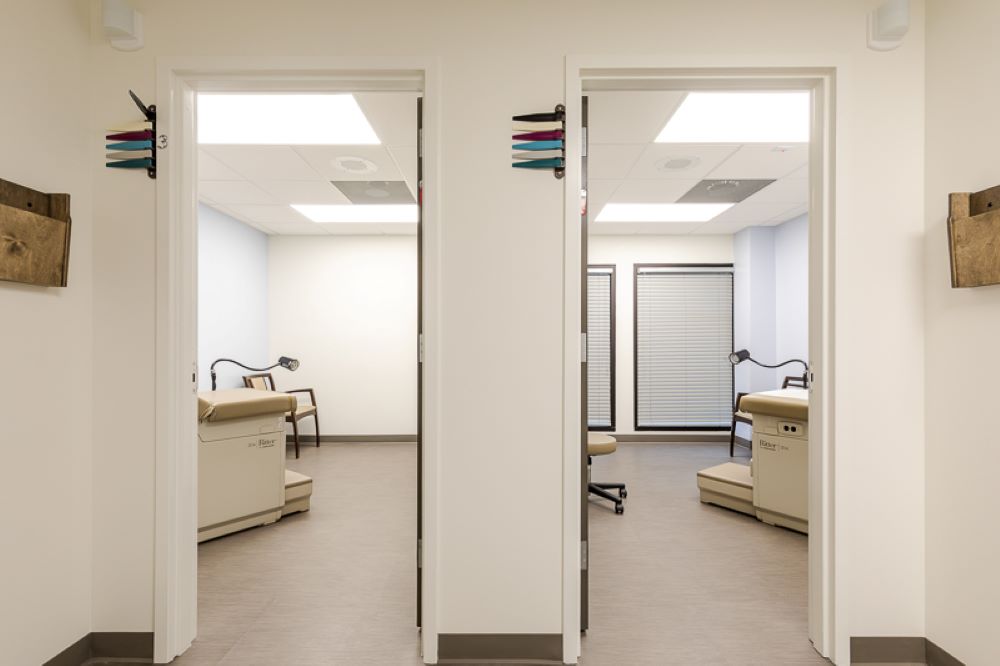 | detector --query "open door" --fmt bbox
[416,95,424,628]
[580,95,590,632]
